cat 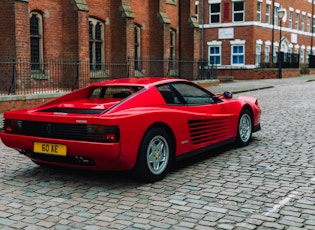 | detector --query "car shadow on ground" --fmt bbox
[172,136,259,172]
[7,137,258,187]
[173,146,232,171]
[9,160,139,188]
